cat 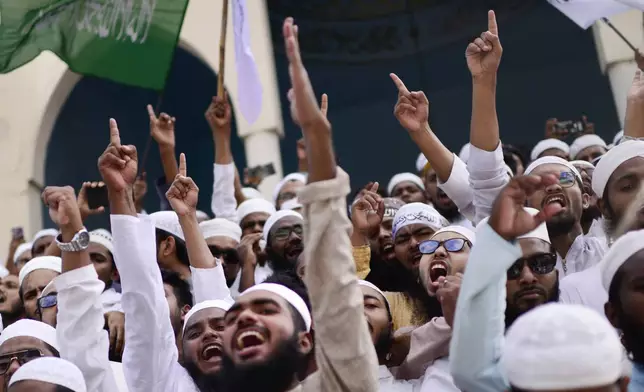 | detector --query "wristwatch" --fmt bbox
[56,228,90,252]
